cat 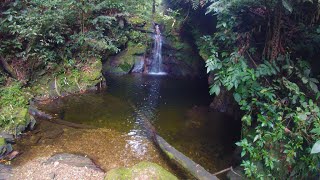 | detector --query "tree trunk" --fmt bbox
[152,0,156,14]
[0,56,17,79]
[130,102,219,180]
